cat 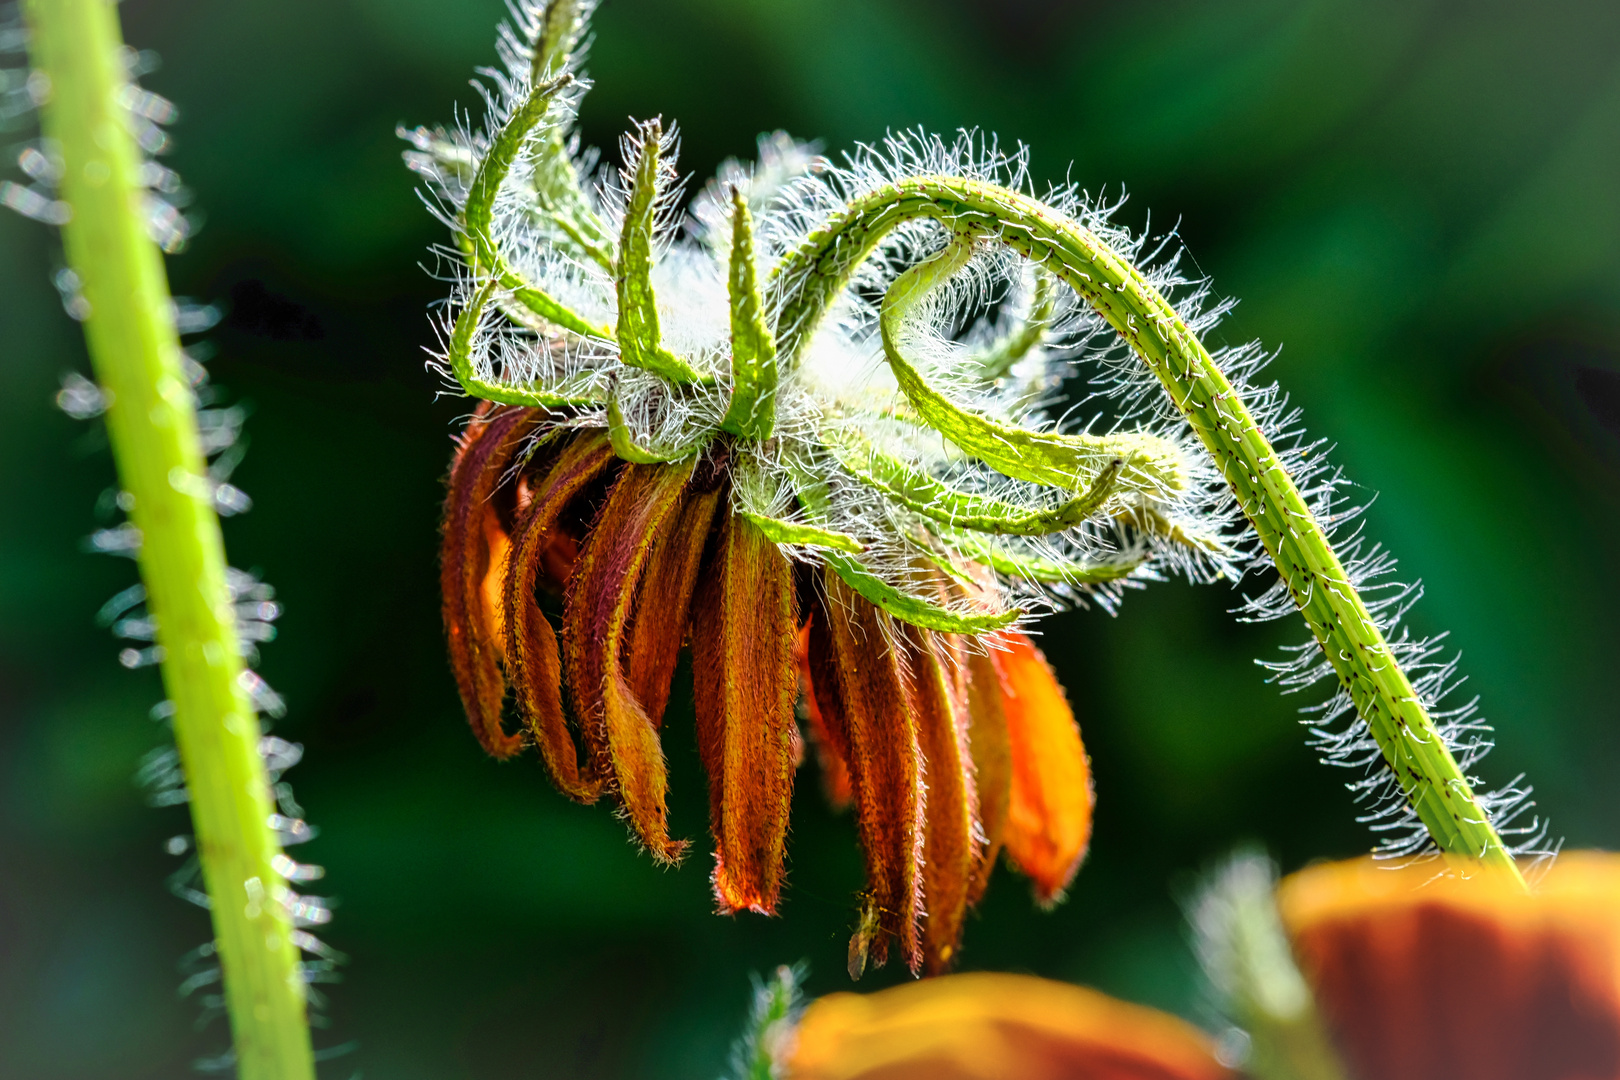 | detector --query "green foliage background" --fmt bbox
[3,0,1619,1076]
